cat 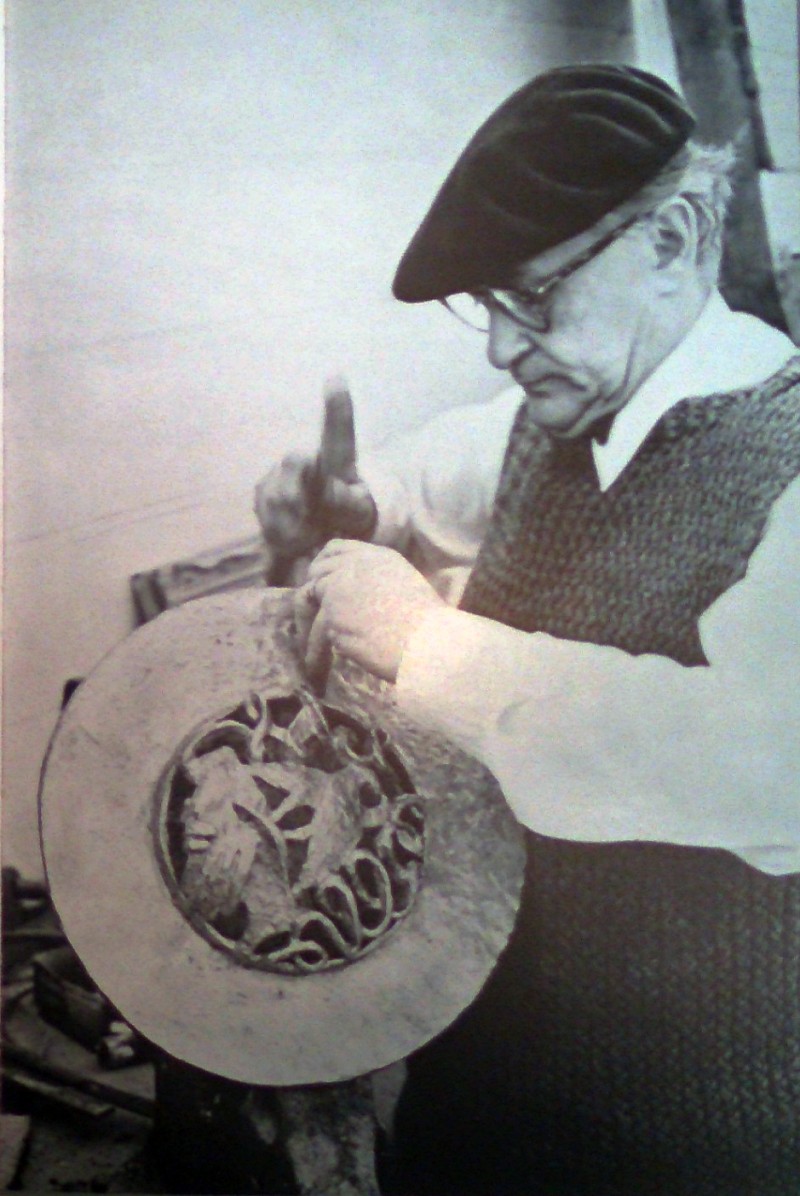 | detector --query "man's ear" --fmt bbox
[646,197,701,290]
